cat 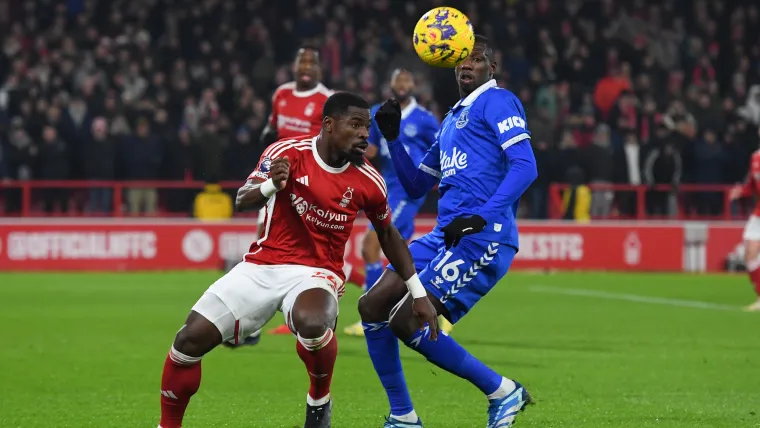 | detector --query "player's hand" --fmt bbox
[729,185,744,201]
[442,215,487,248]
[375,99,401,142]
[411,297,439,341]
[270,156,290,190]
